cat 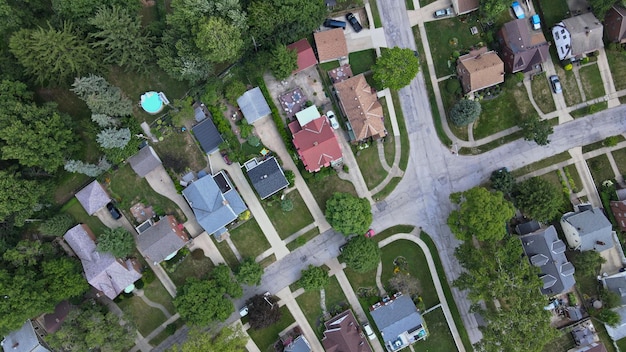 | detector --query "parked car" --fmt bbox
[531,14,541,30]
[363,323,376,340]
[327,110,339,129]
[549,75,562,93]
[220,150,232,165]
[346,13,363,33]
[323,19,347,29]
[433,8,453,18]
[512,1,525,19]
[106,202,122,220]
[239,306,249,317]
[364,229,376,238]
